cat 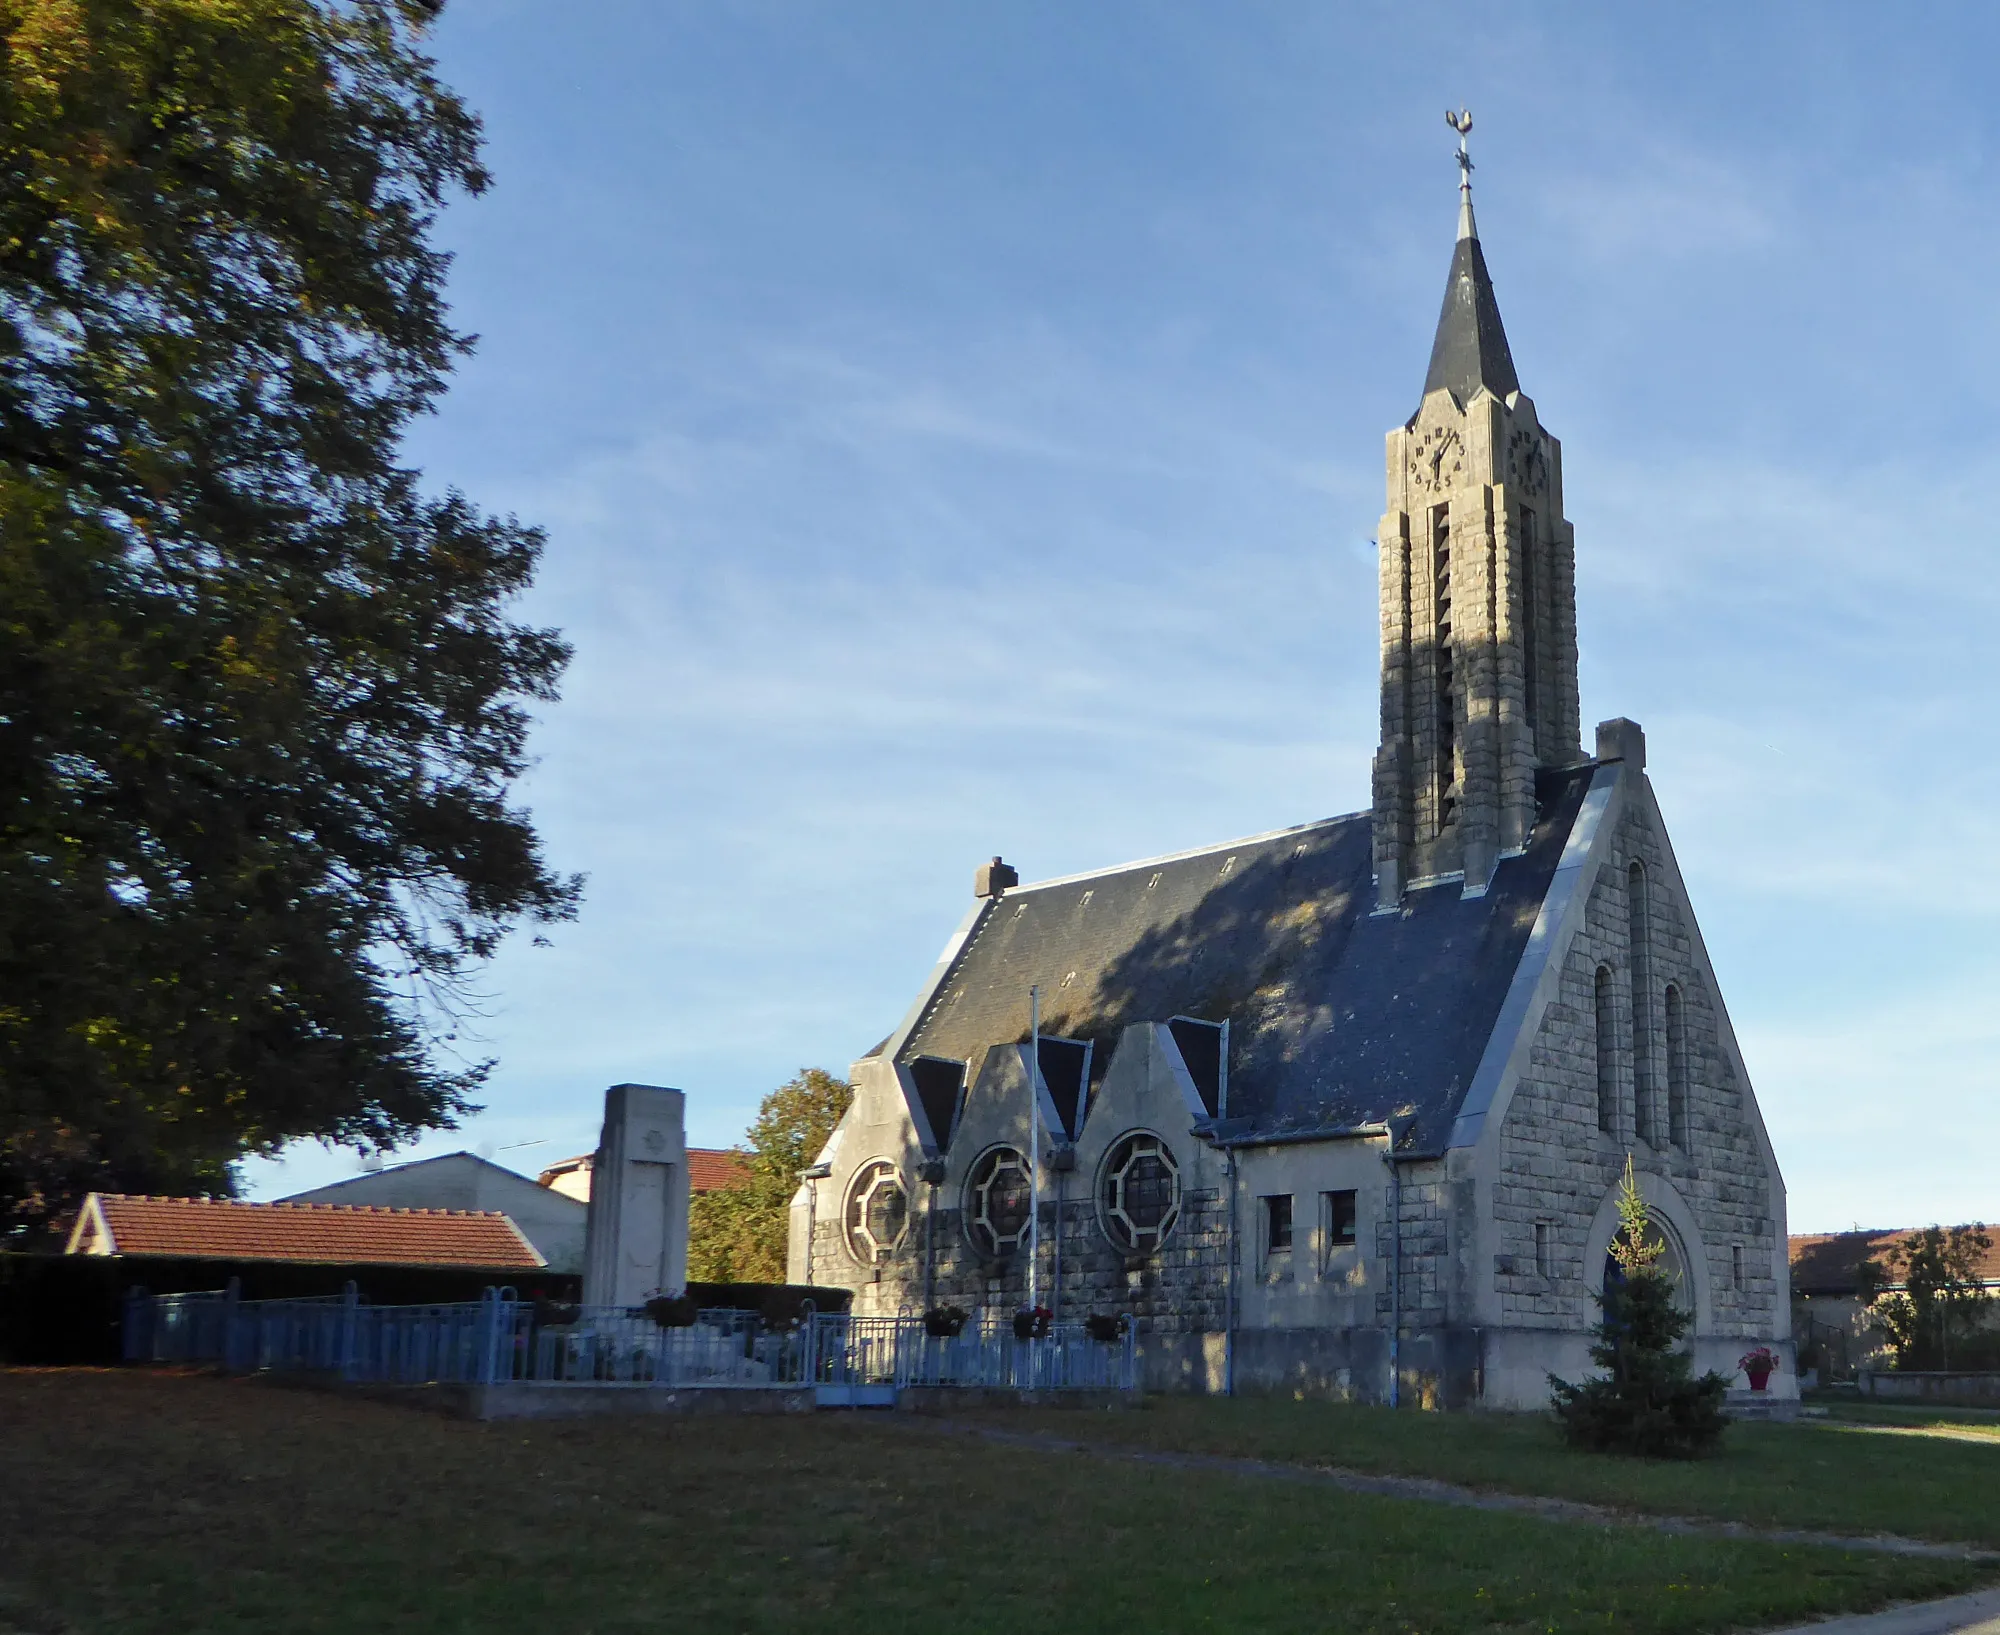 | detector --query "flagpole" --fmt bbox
[1028,984,1041,1314]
